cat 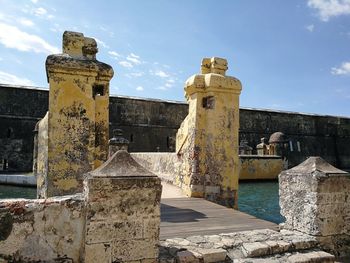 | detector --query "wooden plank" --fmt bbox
[160,197,278,240]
